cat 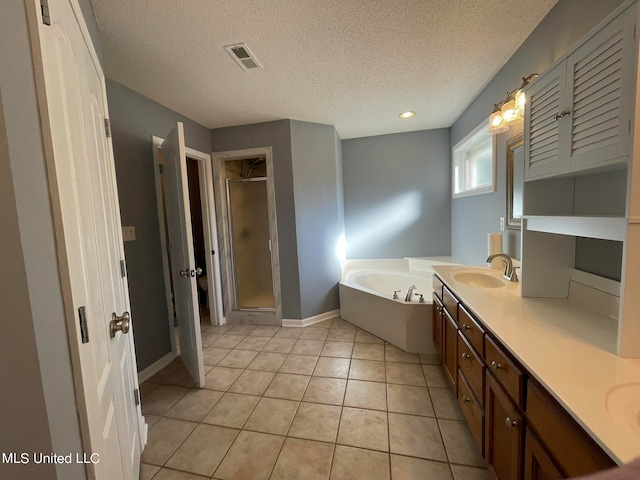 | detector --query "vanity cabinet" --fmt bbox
[443,309,458,390]
[525,382,616,478]
[524,3,635,180]
[523,428,563,480]
[432,274,617,479]
[485,370,524,480]
[432,293,444,358]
